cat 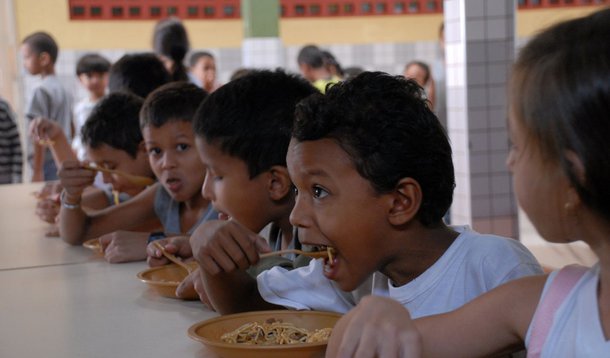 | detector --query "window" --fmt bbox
[426,1,437,11]
[150,6,161,16]
[361,2,372,13]
[129,7,140,16]
[167,6,177,15]
[394,2,405,13]
[328,4,339,14]
[223,5,235,16]
[71,6,85,16]
[204,6,215,16]
[375,2,387,13]
[111,6,123,17]
[91,6,102,16]
[310,4,321,15]
[187,6,198,16]
[295,4,306,15]
[408,1,419,12]
[344,3,354,13]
